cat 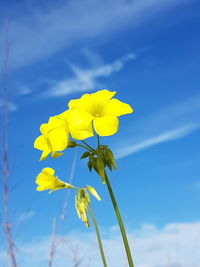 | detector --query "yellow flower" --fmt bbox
[57,110,94,140]
[34,116,69,160]
[36,167,72,193]
[67,89,133,137]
